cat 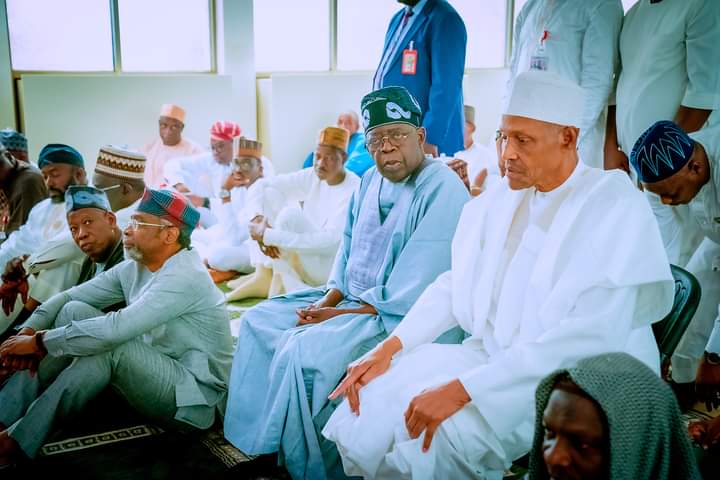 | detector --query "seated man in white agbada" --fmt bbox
[226,126,360,300]
[192,138,268,282]
[322,70,675,479]
[164,121,275,230]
